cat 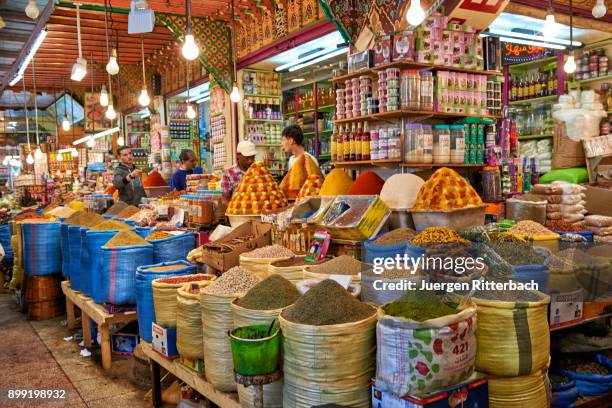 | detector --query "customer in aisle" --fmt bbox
[113,146,147,206]
[170,149,203,191]
[282,125,318,170]
[221,140,257,201]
